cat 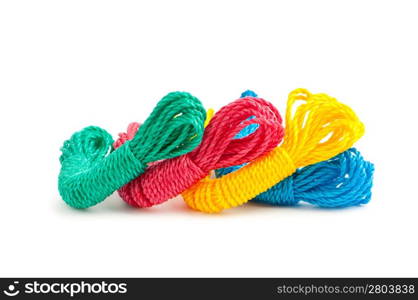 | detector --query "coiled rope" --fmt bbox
[114,96,284,207]
[181,88,365,213]
[58,92,206,208]
[216,148,374,208]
